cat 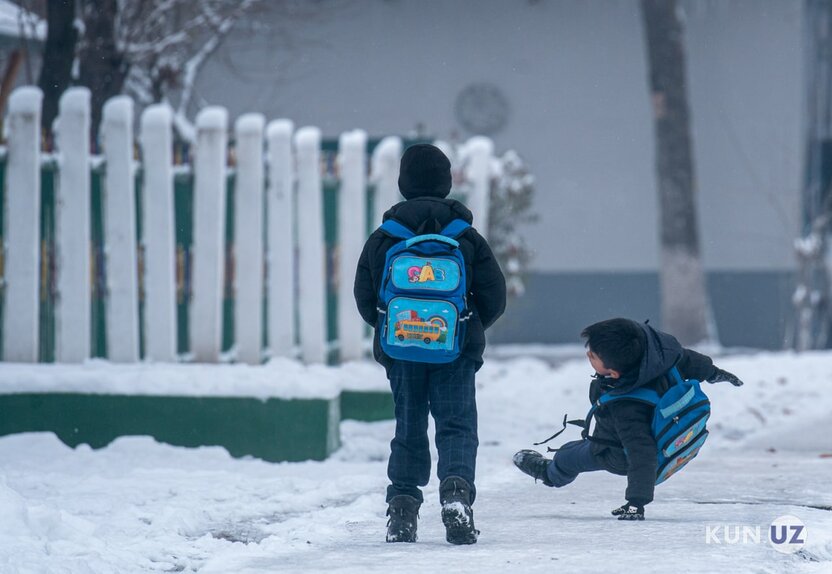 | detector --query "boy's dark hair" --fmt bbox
[581,318,646,374]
